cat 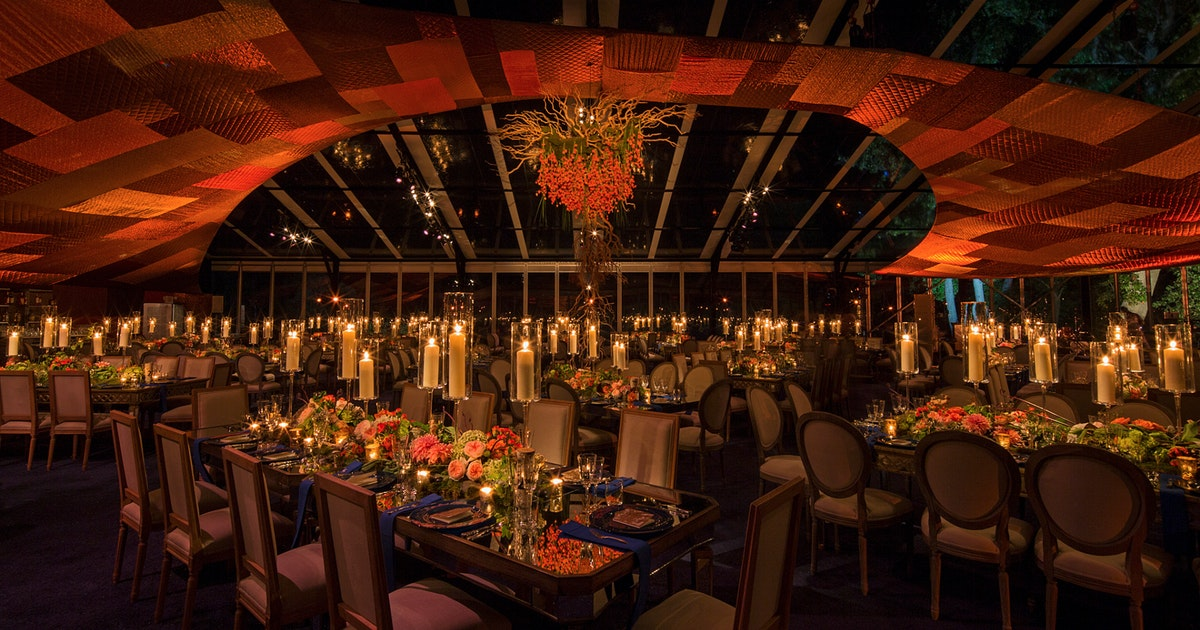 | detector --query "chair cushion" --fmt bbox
[195,480,229,513]
[121,488,164,531]
[729,396,748,413]
[577,426,617,448]
[921,509,1033,559]
[676,411,700,428]
[1033,530,1172,588]
[165,508,290,561]
[160,405,192,422]
[245,382,283,394]
[814,487,913,523]
[388,577,511,630]
[677,426,724,450]
[632,588,735,629]
[760,455,806,484]
[0,415,51,434]
[237,542,326,619]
